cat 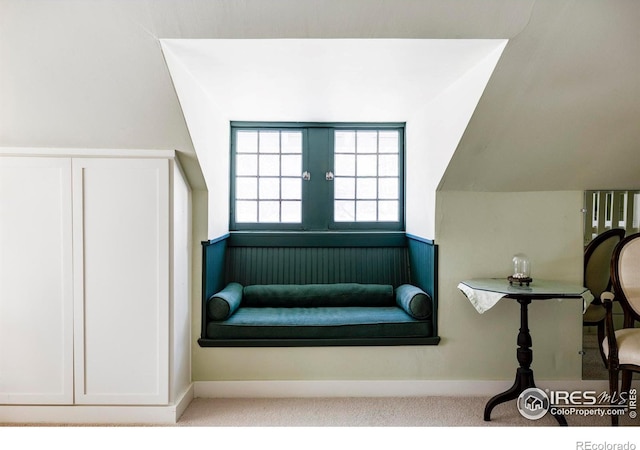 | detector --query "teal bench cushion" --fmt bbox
[206,306,432,340]
[395,284,433,319]
[207,282,243,321]
[242,283,394,307]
